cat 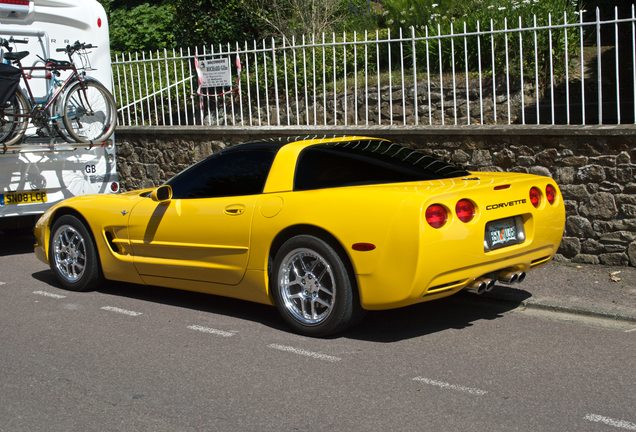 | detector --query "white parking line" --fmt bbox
[33,290,67,299]
[267,344,341,363]
[625,327,636,333]
[584,414,636,430]
[0,281,6,286]
[100,306,143,317]
[187,325,235,338]
[412,377,488,396]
